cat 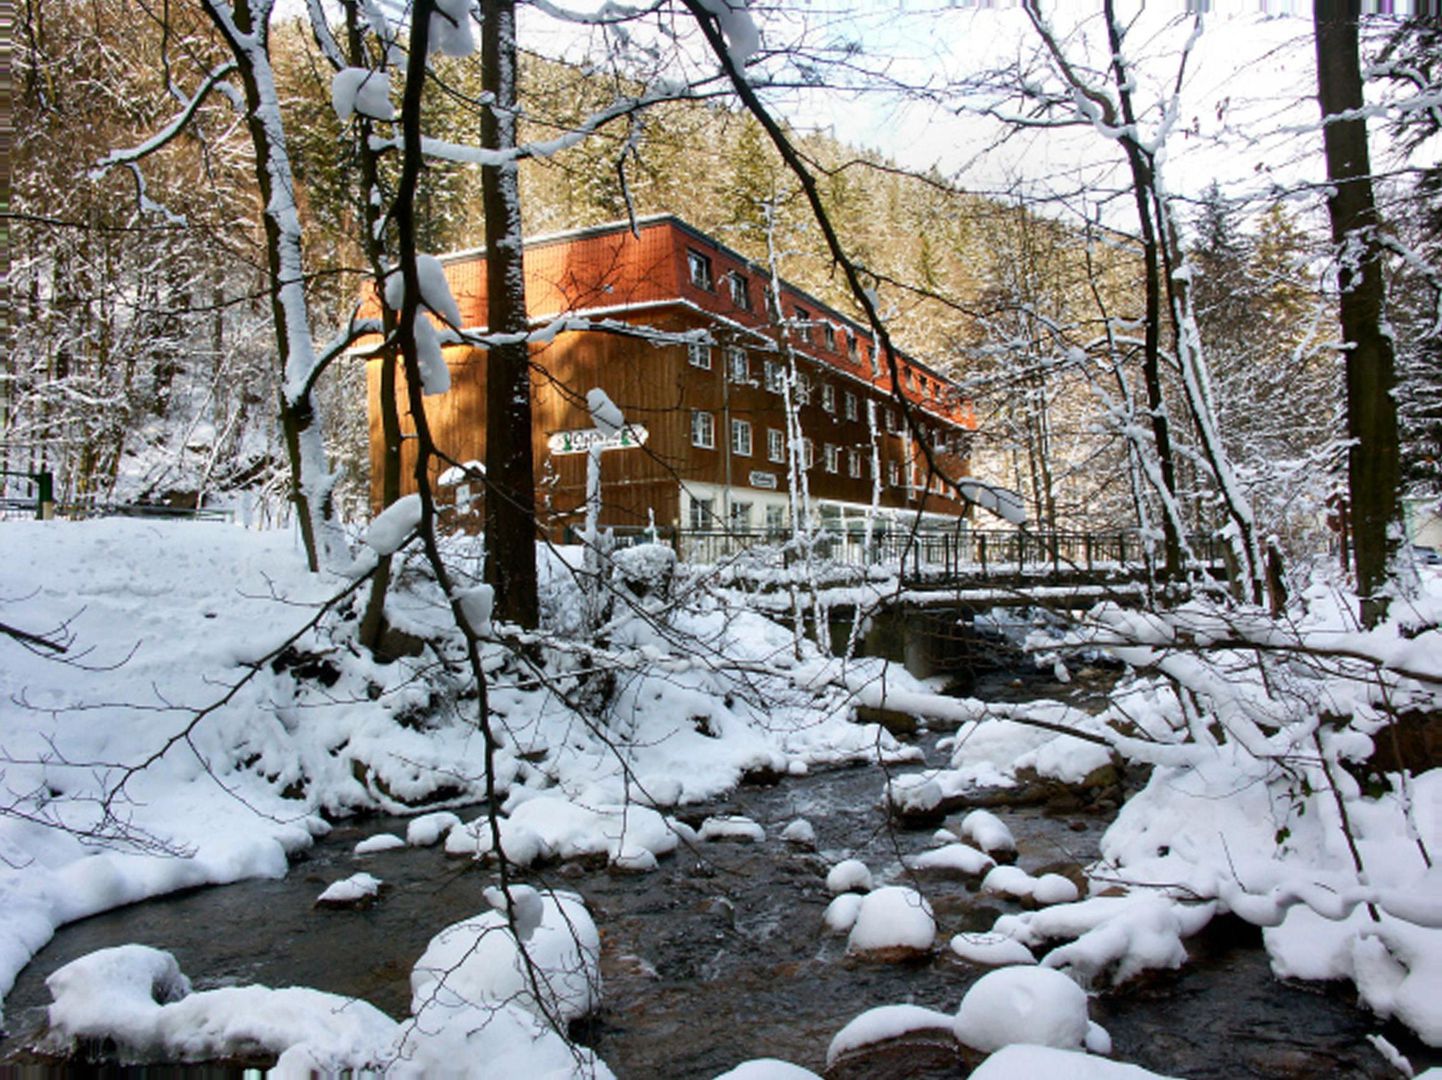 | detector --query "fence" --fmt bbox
[669,526,1225,579]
